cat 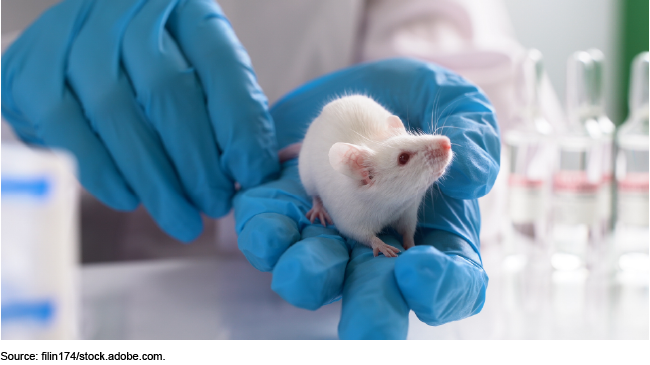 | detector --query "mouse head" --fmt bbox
[329,125,453,197]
